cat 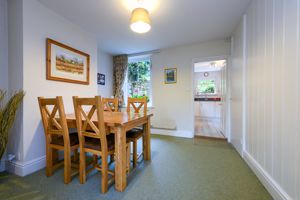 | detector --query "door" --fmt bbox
[193,58,227,139]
